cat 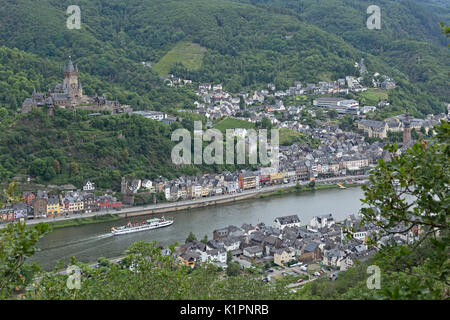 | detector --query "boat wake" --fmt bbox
[42,233,113,250]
